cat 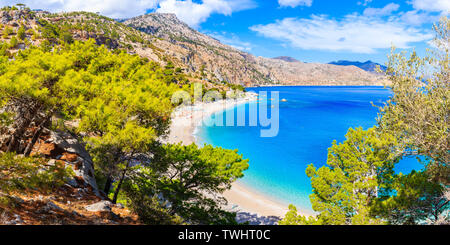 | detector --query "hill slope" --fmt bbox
[0,9,238,92]
[124,13,387,86]
[0,8,387,87]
